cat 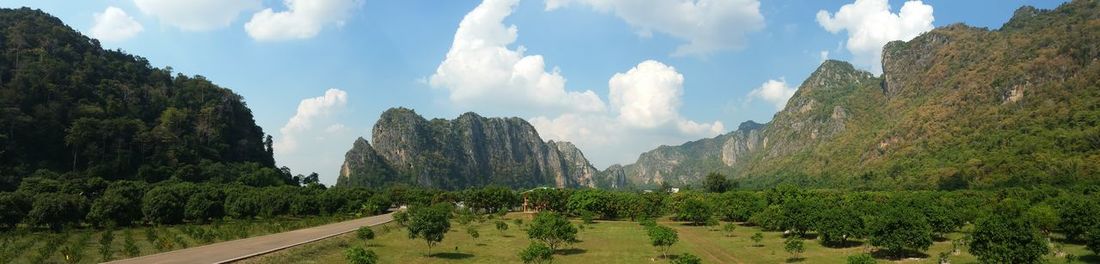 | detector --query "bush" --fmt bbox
[345,246,378,264]
[751,232,764,246]
[672,253,702,264]
[846,253,876,264]
[723,222,737,236]
[495,220,509,233]
[784,236,805,260]
[356,226,375,242]
[518,242,553,264]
